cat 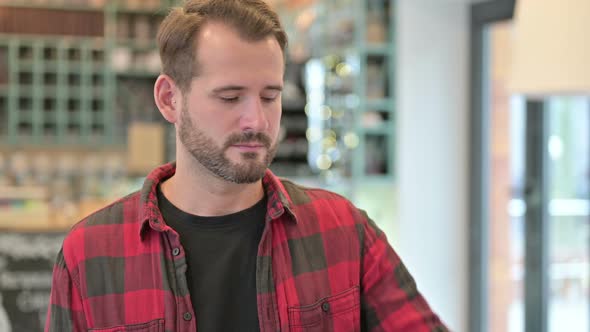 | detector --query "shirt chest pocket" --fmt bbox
[88,319,164,332]
[288,286,360,332]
